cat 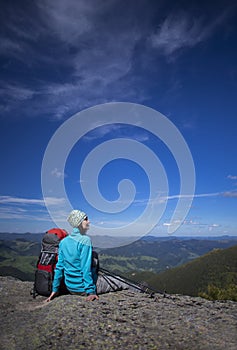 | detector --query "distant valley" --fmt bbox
[1,232,237,289]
